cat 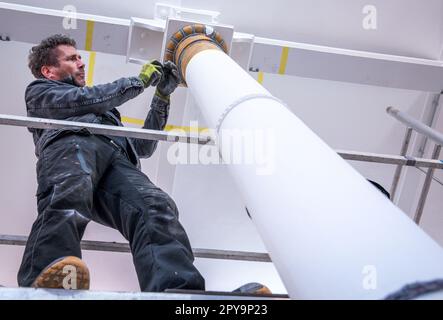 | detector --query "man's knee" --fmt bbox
[141,189,179,218]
